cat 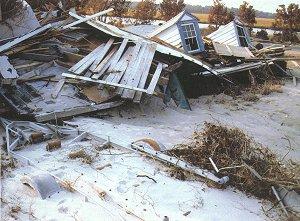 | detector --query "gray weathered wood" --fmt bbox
[106,39,129,71]
[0,24,52,53]
[105,46,133,83]
[132,44,157,101]
[121,44,148,98]
[35,100,123,122]
[92,46,118,77]
[51,79,65,99]
[145,63,163,95]
[89,38,114,71]
[117,43,142,95]
[62,73,149,93]
[69,44,104,73]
